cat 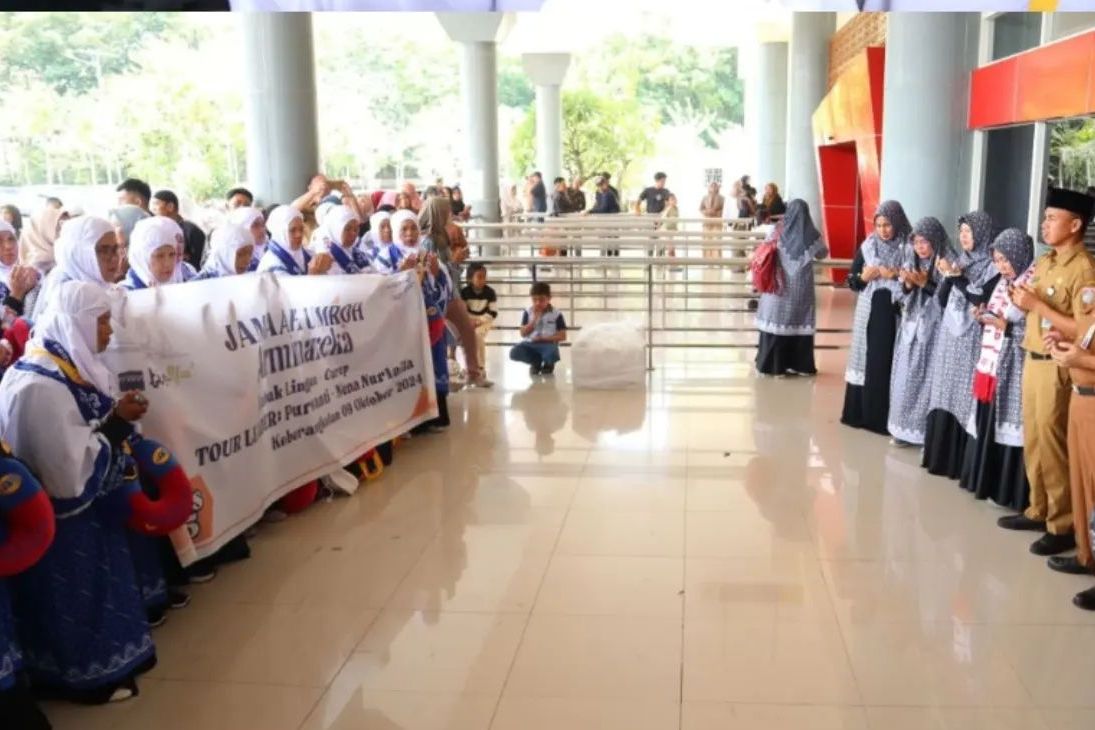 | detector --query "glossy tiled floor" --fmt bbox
[46,289,1095,730]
